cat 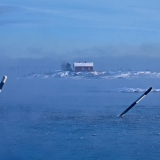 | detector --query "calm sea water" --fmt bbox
[0,71,160,160]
